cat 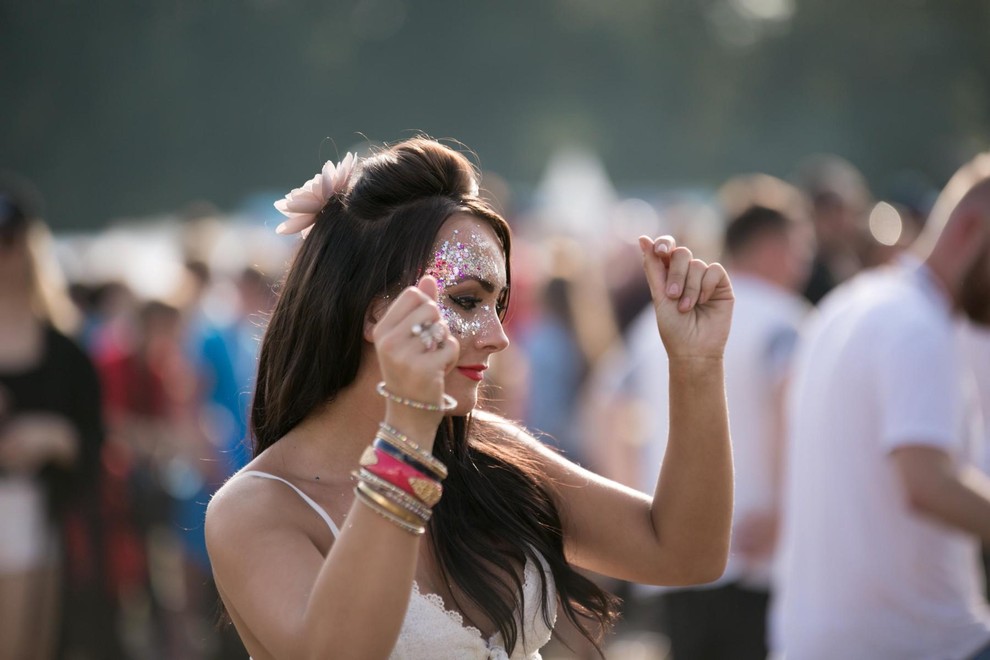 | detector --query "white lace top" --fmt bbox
[242,471,557,659]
